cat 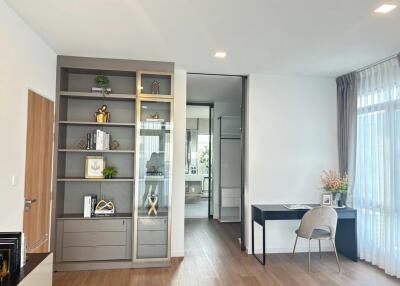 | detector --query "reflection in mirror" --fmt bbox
[185,129,198,174]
